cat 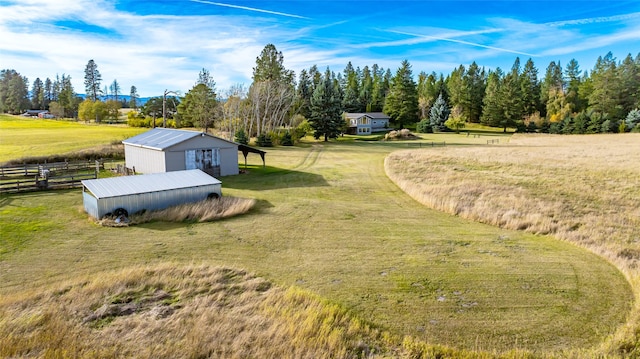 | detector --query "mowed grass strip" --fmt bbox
[0,114,146,163]
[385,133,640,356]
[0,134,631,355]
